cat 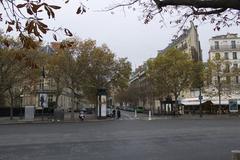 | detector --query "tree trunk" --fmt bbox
[55,82,61,108]
[71,88,75,120]
[174,94,178,116]
[8,89,14,120]
[0,92,5,107]
[55,93,60,108]
[95,94,98,115]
